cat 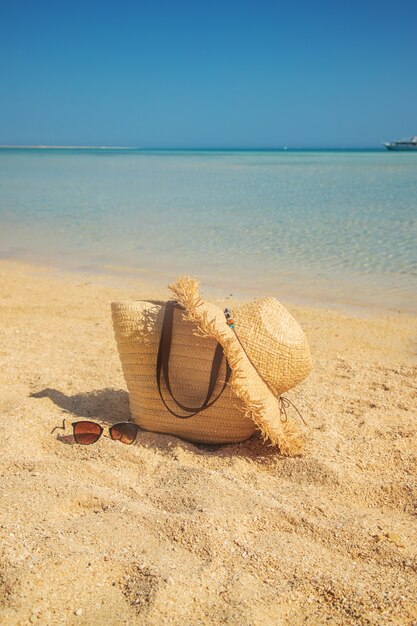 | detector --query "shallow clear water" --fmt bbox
[1,148,416,311]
